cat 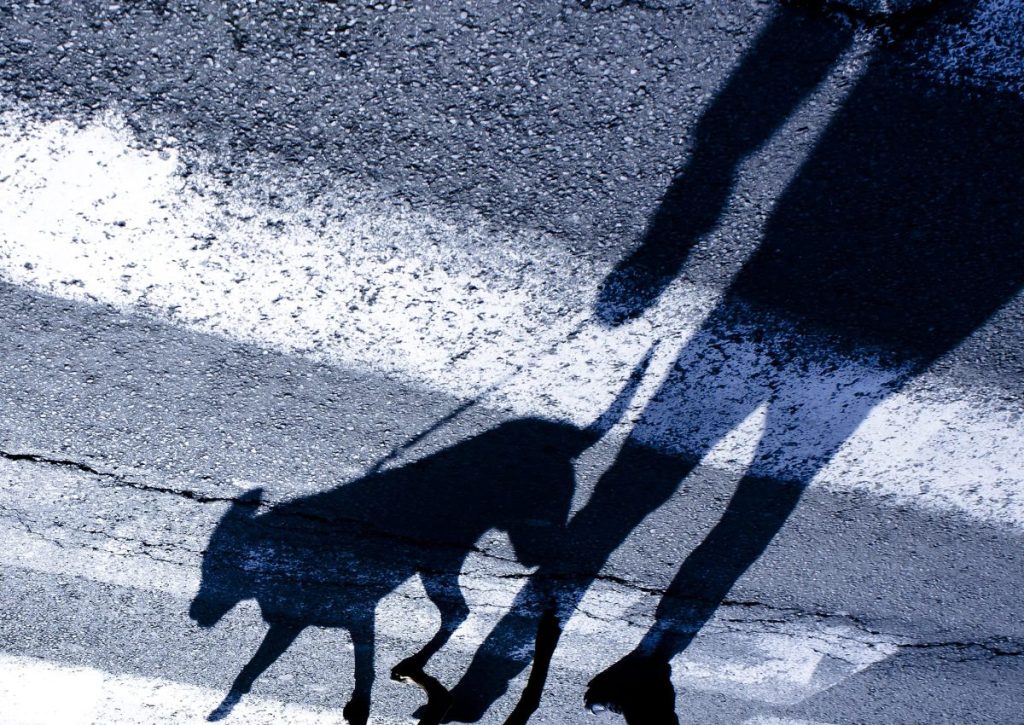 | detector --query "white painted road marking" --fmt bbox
[0,457,897,712]
[0,653,357,724]
[1,107,1022,527]
[0,651,850,725]
[743,718,837,725]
